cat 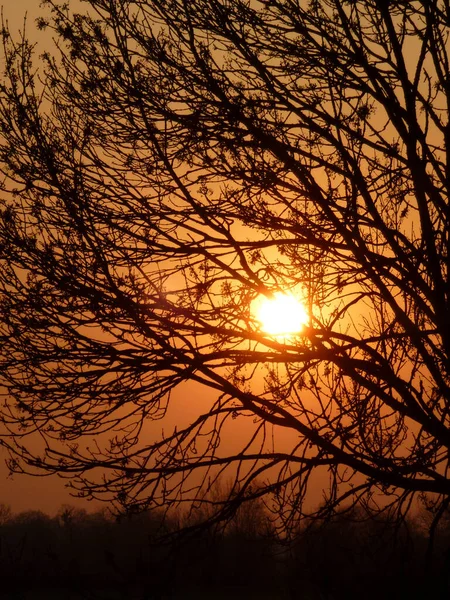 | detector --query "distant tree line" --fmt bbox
[1,495,450,600]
